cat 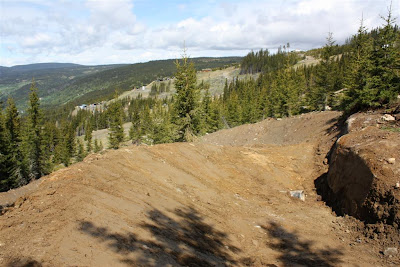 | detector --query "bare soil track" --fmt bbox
[0,111,398,266]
